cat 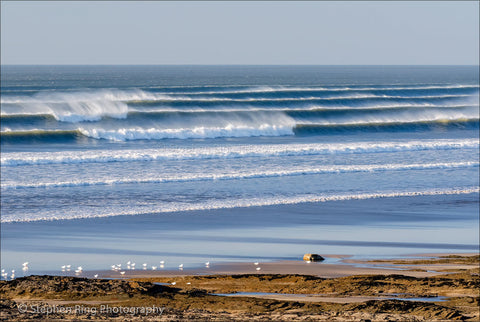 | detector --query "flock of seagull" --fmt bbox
[1,262,29,280]
[1,260,263,281]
